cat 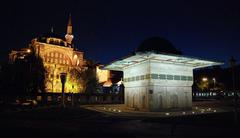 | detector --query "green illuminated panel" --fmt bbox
[124,74,193,83]
[136,76,140,81]
[159,74,166,80]
[145,74,150,79]
[181,76,187,81]
[188,76,193,81]
[151,74,158,79]
[131,77,135,81]
[174,75,180,80]
[167,75,173,80]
